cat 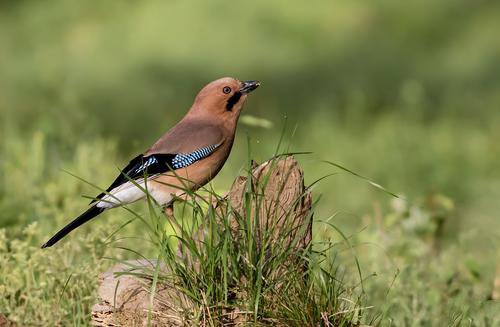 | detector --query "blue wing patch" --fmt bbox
[171,144,220,169]
[134,156,158,174]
